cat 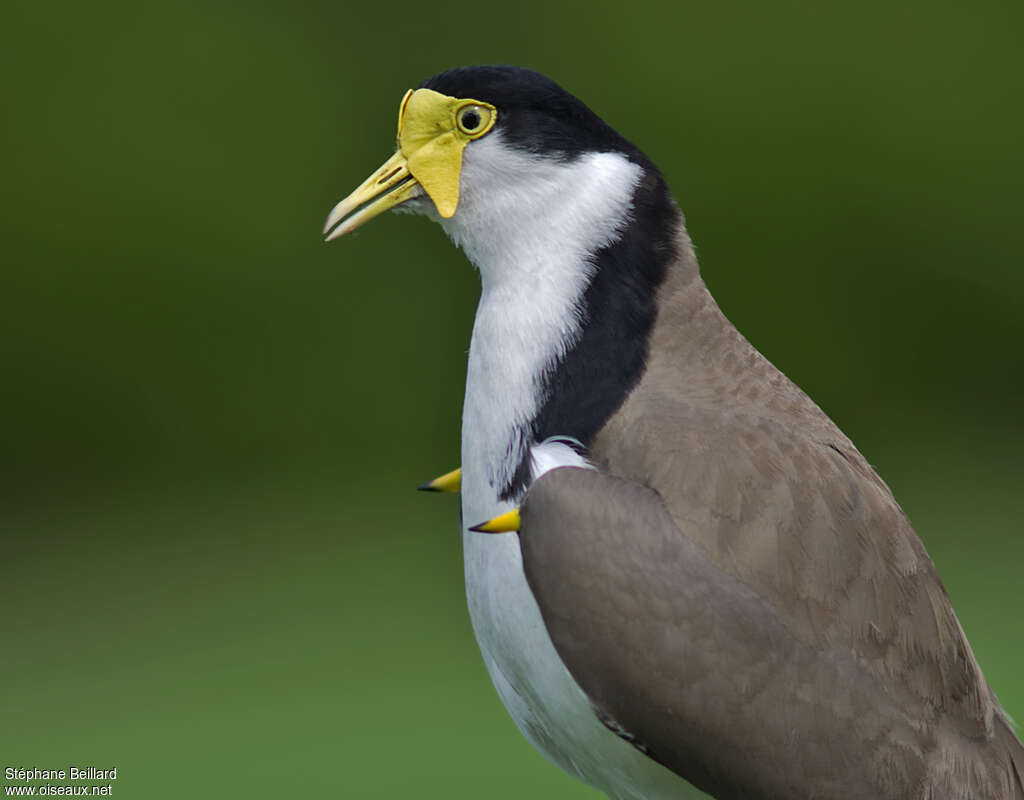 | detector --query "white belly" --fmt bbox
[459,468,702,800]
